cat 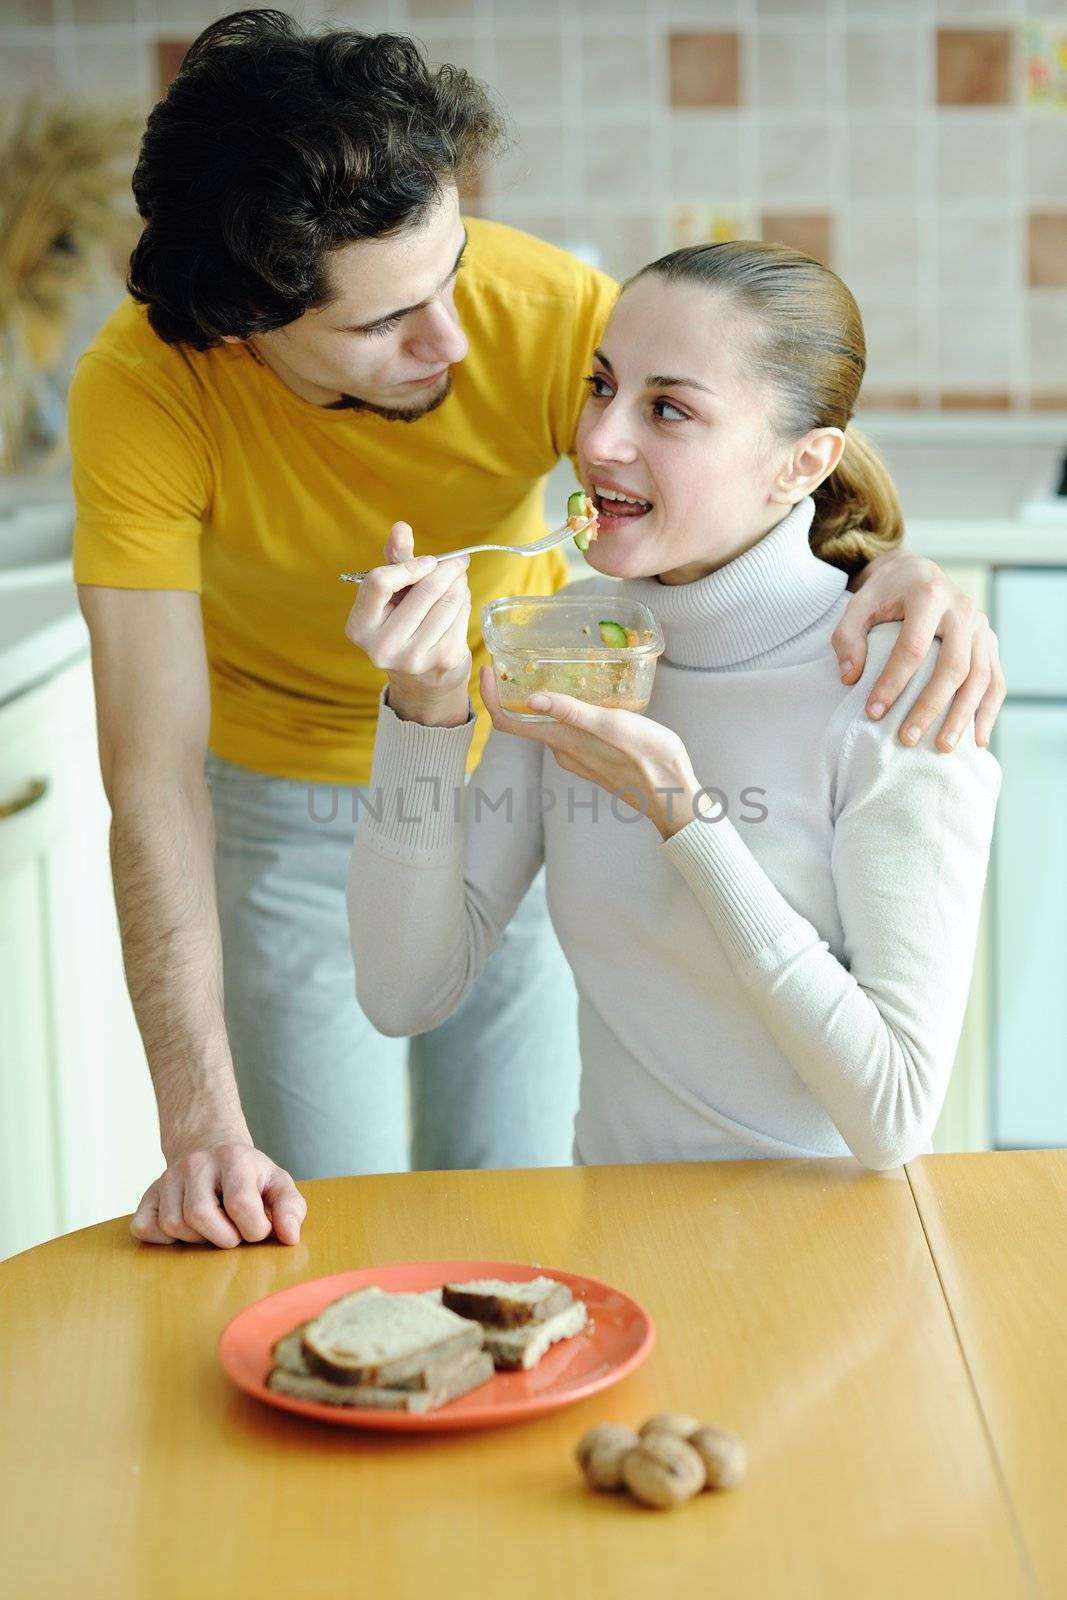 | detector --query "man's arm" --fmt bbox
[79,585,306,1248]
[832,553,1006,754]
